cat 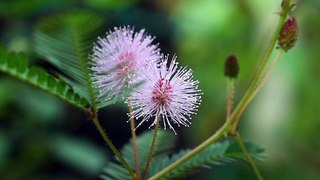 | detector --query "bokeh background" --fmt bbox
[0,0,319,179]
